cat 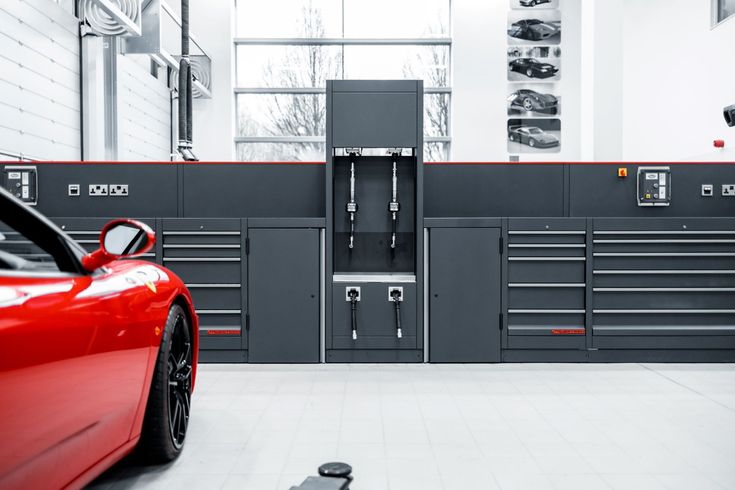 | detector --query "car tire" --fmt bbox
[526,68,534,77]
[529,139,536,147]
[137,303,193,463]
[523,98,534,111]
